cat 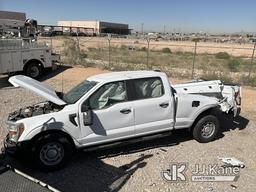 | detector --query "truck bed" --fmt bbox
[173,80,241,116]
